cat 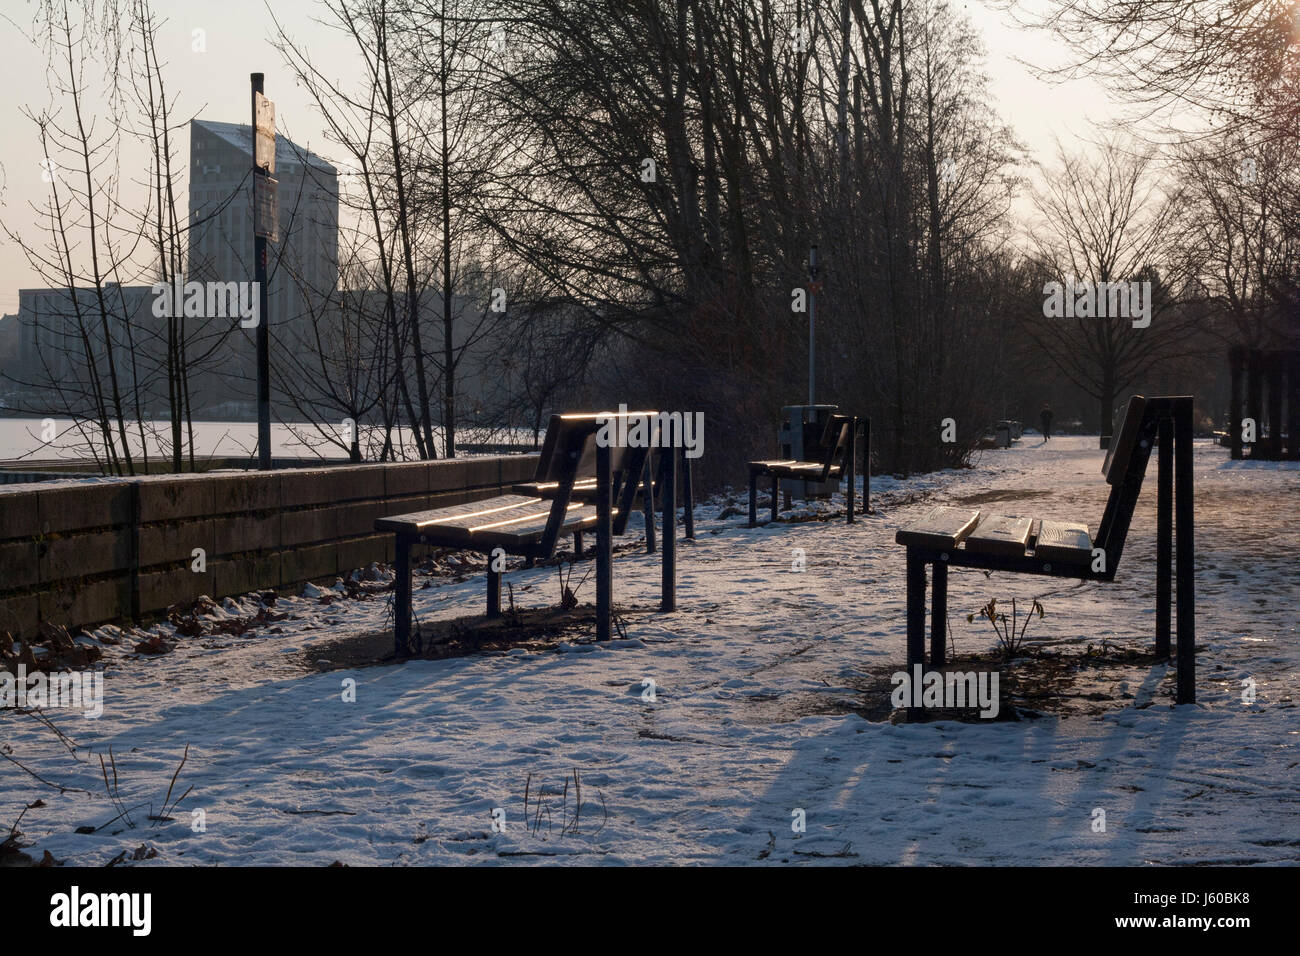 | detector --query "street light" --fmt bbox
[807,244,821,406]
